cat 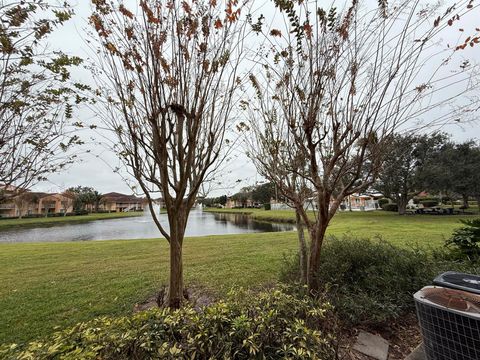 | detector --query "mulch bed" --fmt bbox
[338,312,422,359]
[133,286,216,313]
